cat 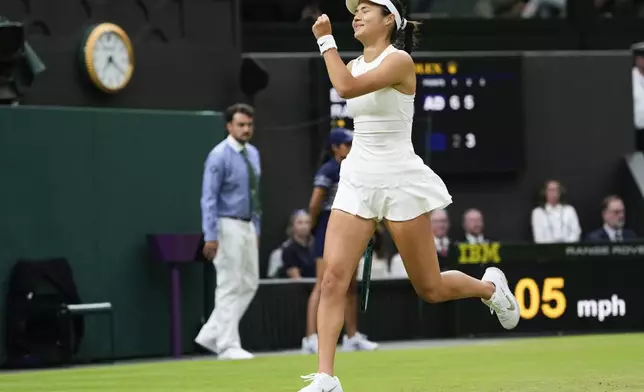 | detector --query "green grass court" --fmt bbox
[2,333,643,391]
